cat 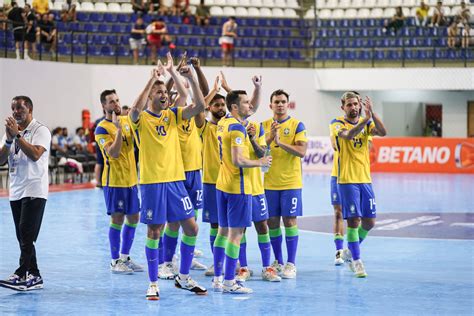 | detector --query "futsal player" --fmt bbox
[331,92,386,277]
[129,54,207,300]
[95,90,143,274]
[263,89,308,279]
